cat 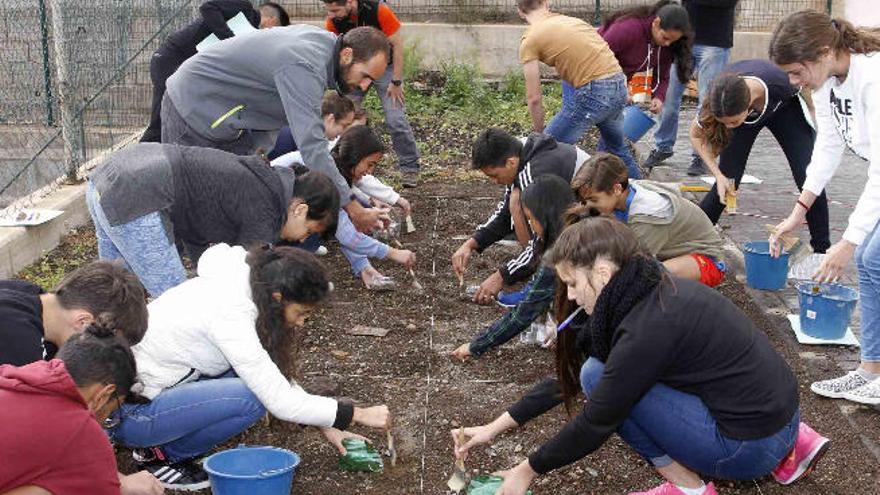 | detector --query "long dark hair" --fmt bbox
[770,10,880,65]
[521,175,576,252]
[331,125,386,186]
[697,75,750,154]
[545,211,646,410]
[603,0,693,83]
[247,246,330,374]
